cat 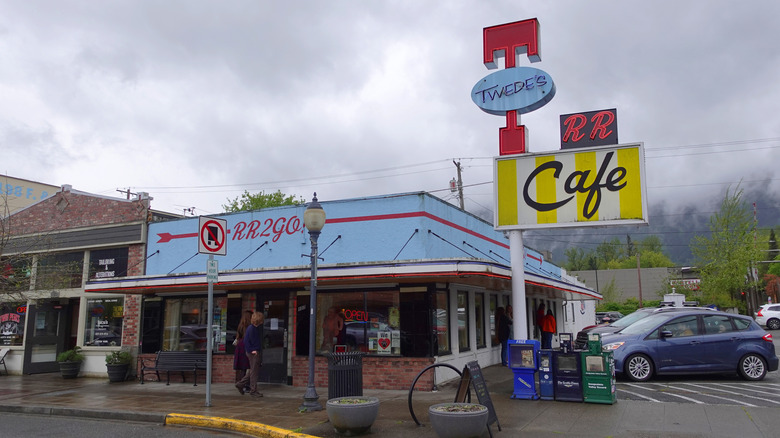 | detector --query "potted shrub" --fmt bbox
[56,346,84,379]
[325,396,380,435]
[428,402,488,438]
[105,351,133,383]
